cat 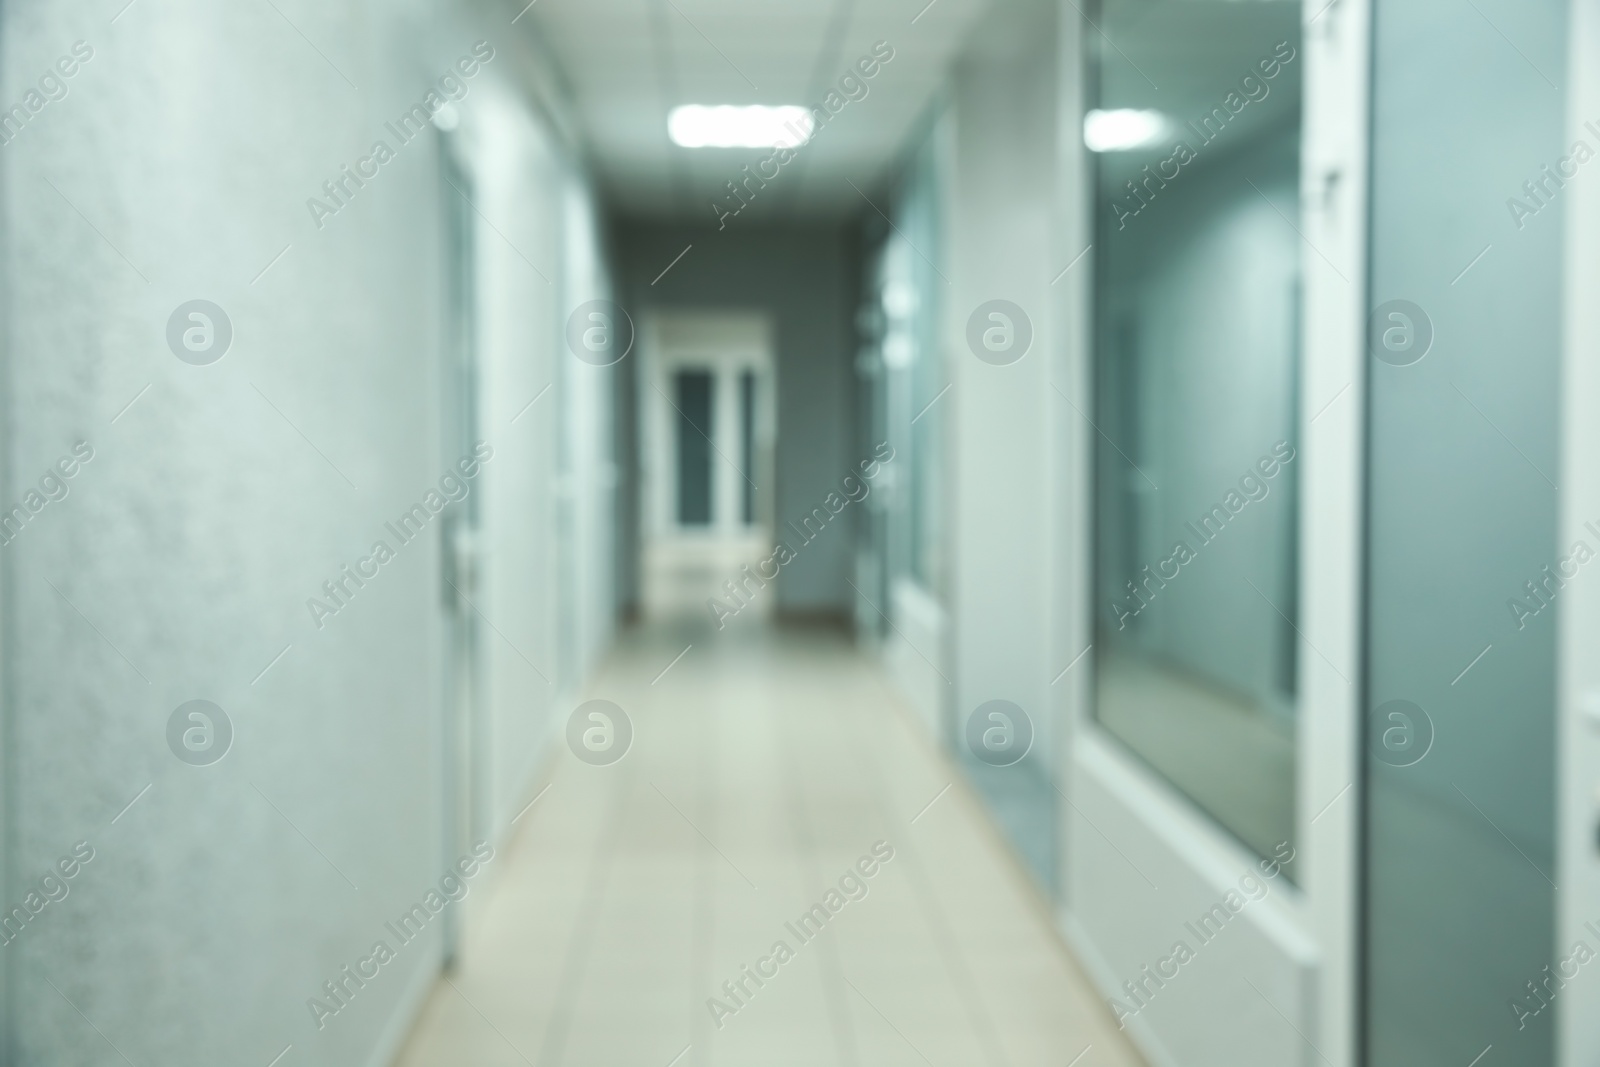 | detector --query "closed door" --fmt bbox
[640,313,775,619]
[438,141,484,967]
